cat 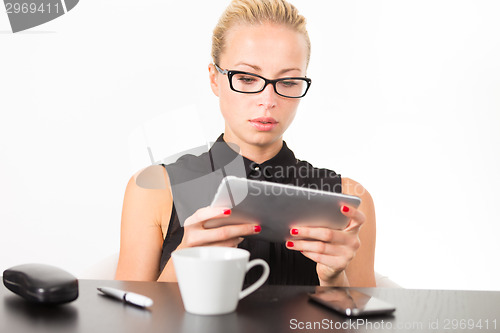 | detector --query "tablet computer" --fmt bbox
[207,176,361,242]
